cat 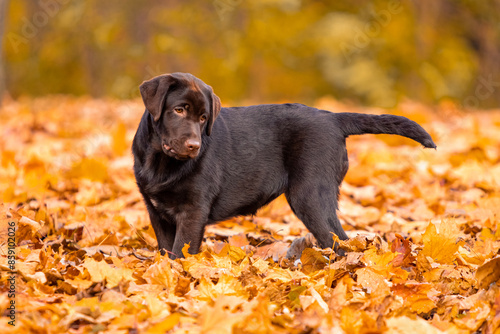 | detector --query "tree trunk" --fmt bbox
[0,0,9,101]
